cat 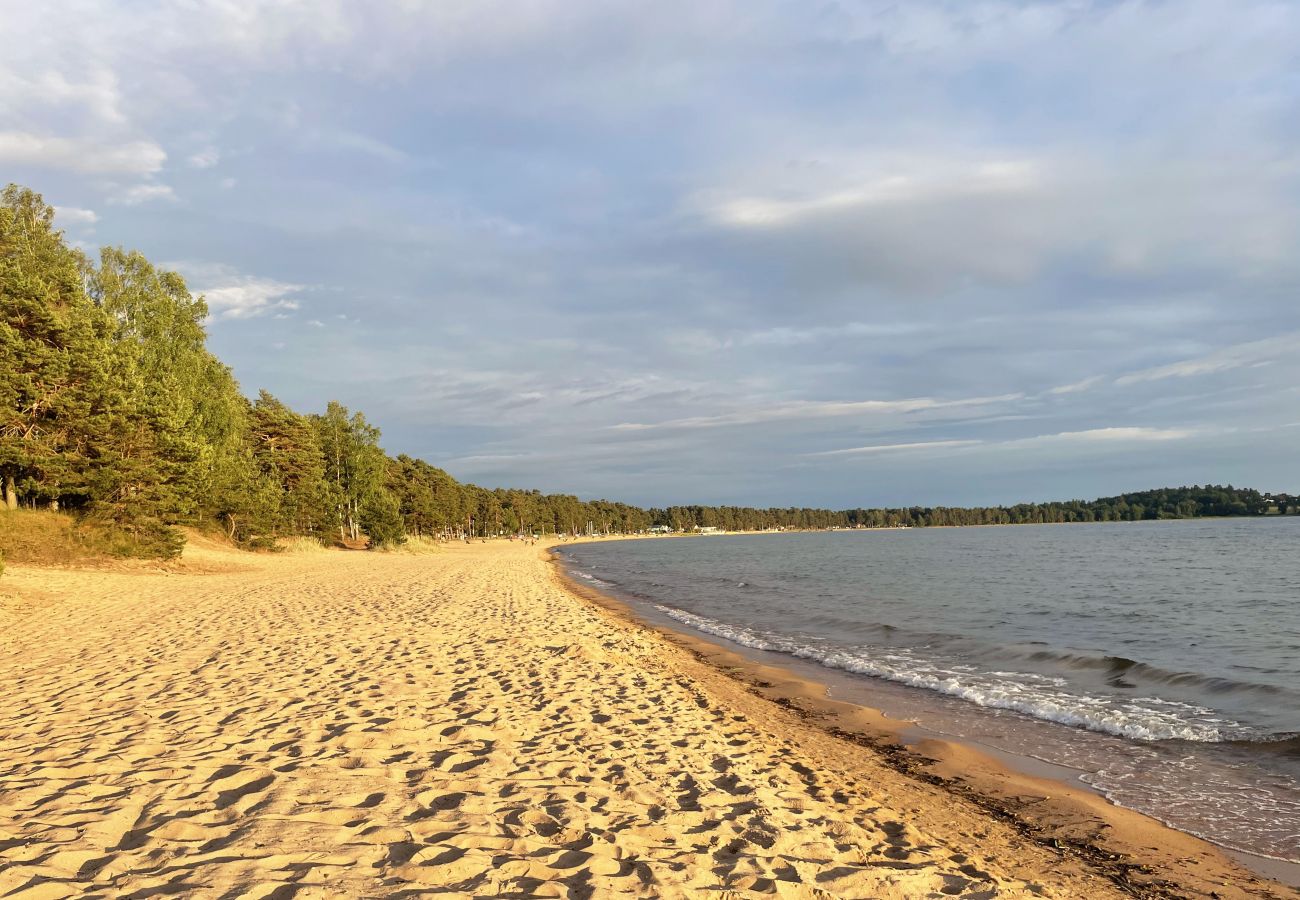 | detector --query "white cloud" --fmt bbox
[0,132,165,175]
[692,153,1063,291]
[110,183,177,206]
[316,130,407,163]
[810,427,1196,461]
[1011,427,1199,446]
[707,159,1042,229]
[188,147,220,168]
[612,392,1023,432]
[695,145,1300,294]
[204,280,304,320]
[172,262,308,320]
[53,205,98,226]
[0,65,125,124]
[1048,375,1104,395]
[1114,333,1299,386]
[810,439,983,457]
[741,321,923,346]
